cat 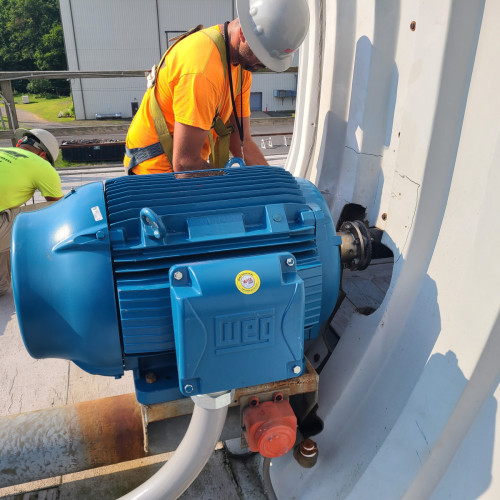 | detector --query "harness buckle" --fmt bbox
[146,65,157,89]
